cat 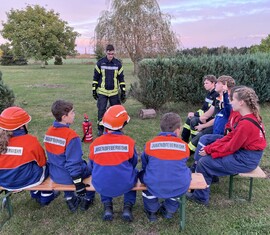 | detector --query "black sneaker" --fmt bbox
[159,205,173,219]
[212,176,220,184]
[40,191,60,207]
[66,196,81,212]
[80,198,94,211]
[103,202,113,221]
[122,202,133,222]
[190,163,197,173]
[144,209,158,222]
[186,192,209,206]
